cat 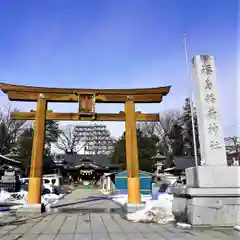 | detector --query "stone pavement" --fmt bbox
[0,189,239,239]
